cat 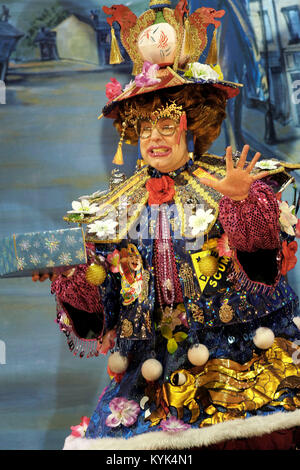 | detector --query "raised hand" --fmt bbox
[199,145,269,201]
